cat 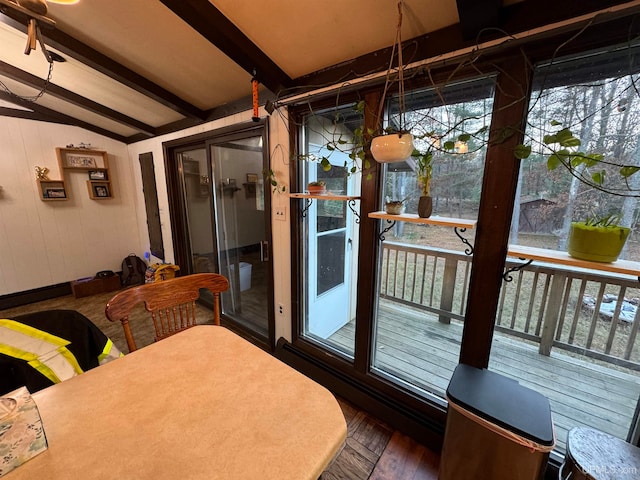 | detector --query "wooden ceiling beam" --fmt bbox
[0,14,205,121]
[0,61,156,136]
[0,90,128,142]
[0,107,47,122]
[160,0,292,94]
